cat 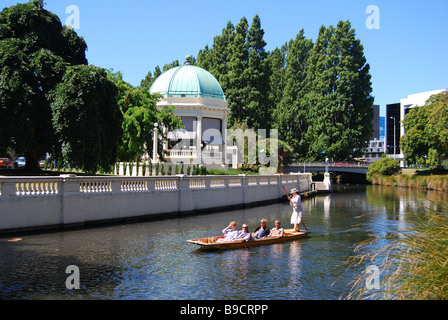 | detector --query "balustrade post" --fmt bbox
[111,179,122,193]
[239,174,247,205]
[177,175,189,190]
[204,177,211,189]
[60,175,79,194]
[147,178,156,191]
[224,176,229,188]
[1,181,17,196]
